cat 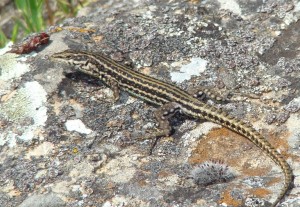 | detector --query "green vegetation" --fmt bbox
[0,29,8,48]
[0,0,90,48]
[14,0,45,36]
